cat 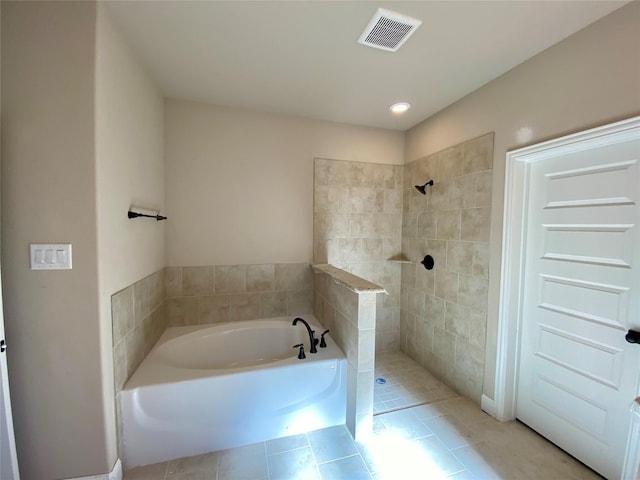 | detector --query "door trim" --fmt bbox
[494,115,640,478]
